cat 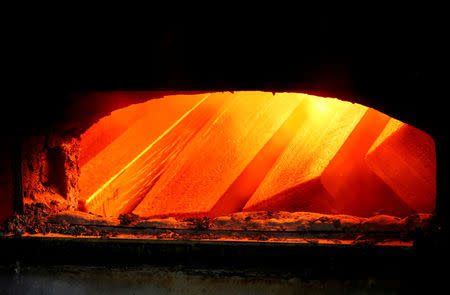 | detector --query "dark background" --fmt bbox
[1,8,449,293]
[5,9,444,132]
